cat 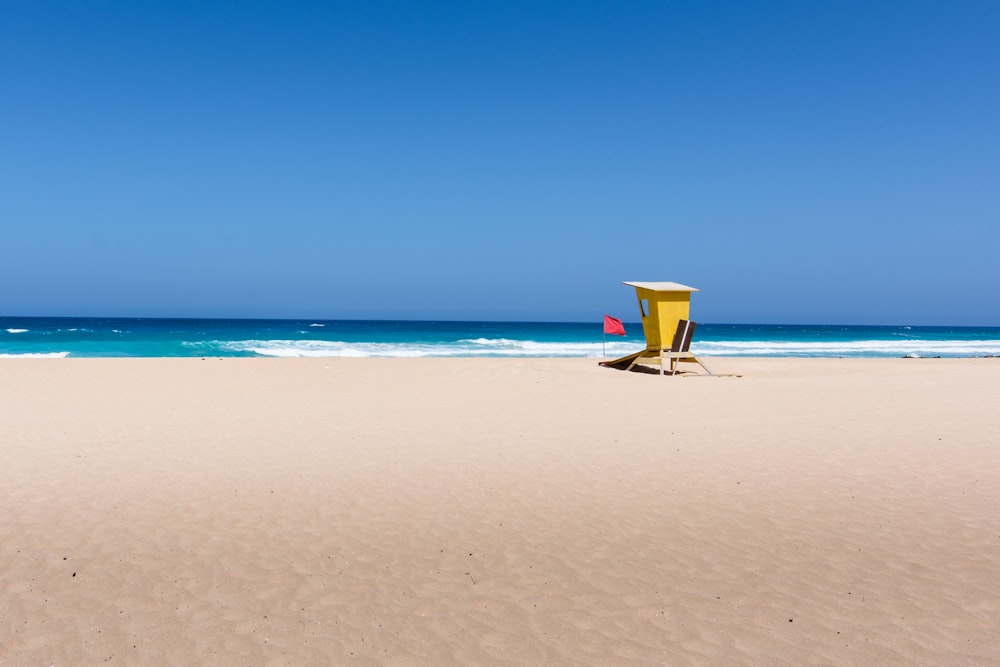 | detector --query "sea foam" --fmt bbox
[188,338,635,358]
[185,336,1000,359]
[0,352,70,358]
[5,328,29,334]
[696,339,1000,357]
